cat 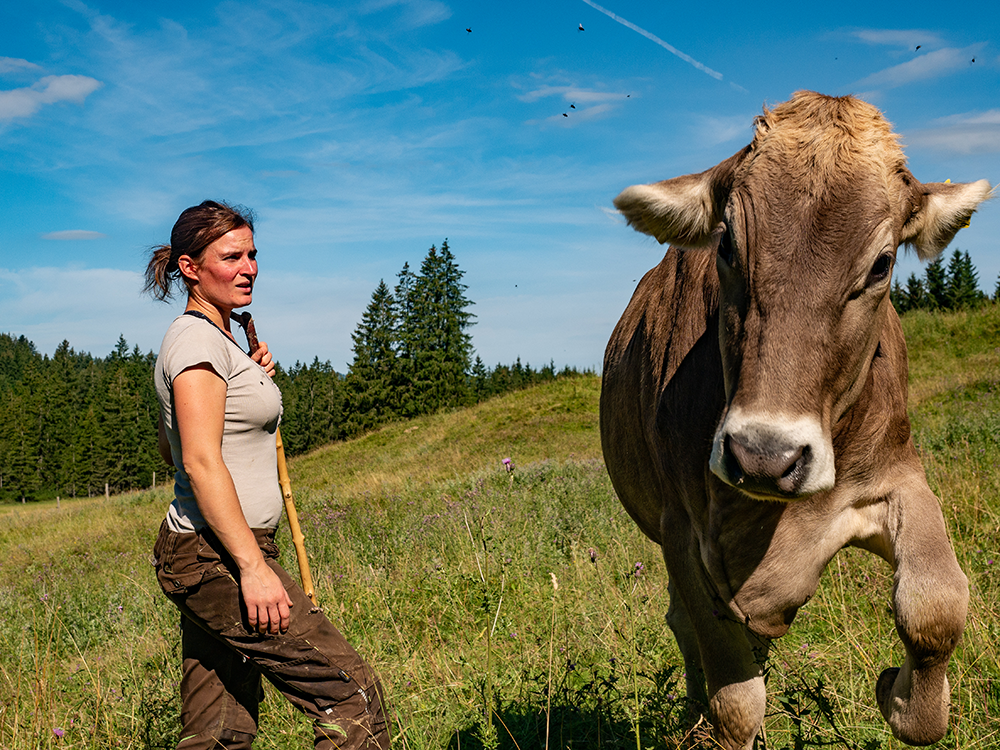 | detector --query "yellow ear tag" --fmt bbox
[944,179,972,228]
